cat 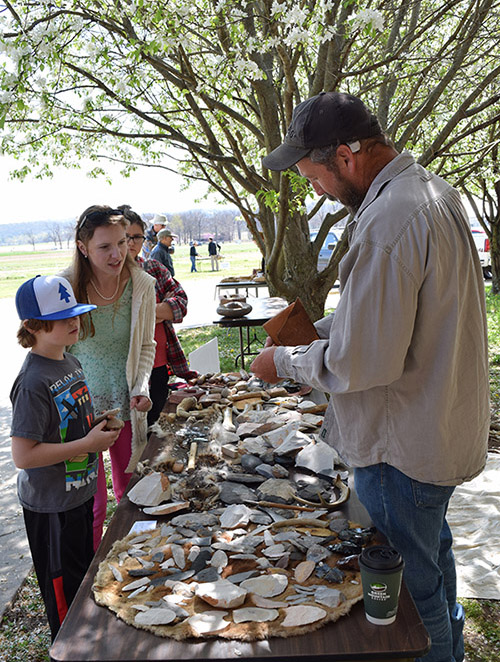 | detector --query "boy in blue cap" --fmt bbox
[10,275,121,640]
